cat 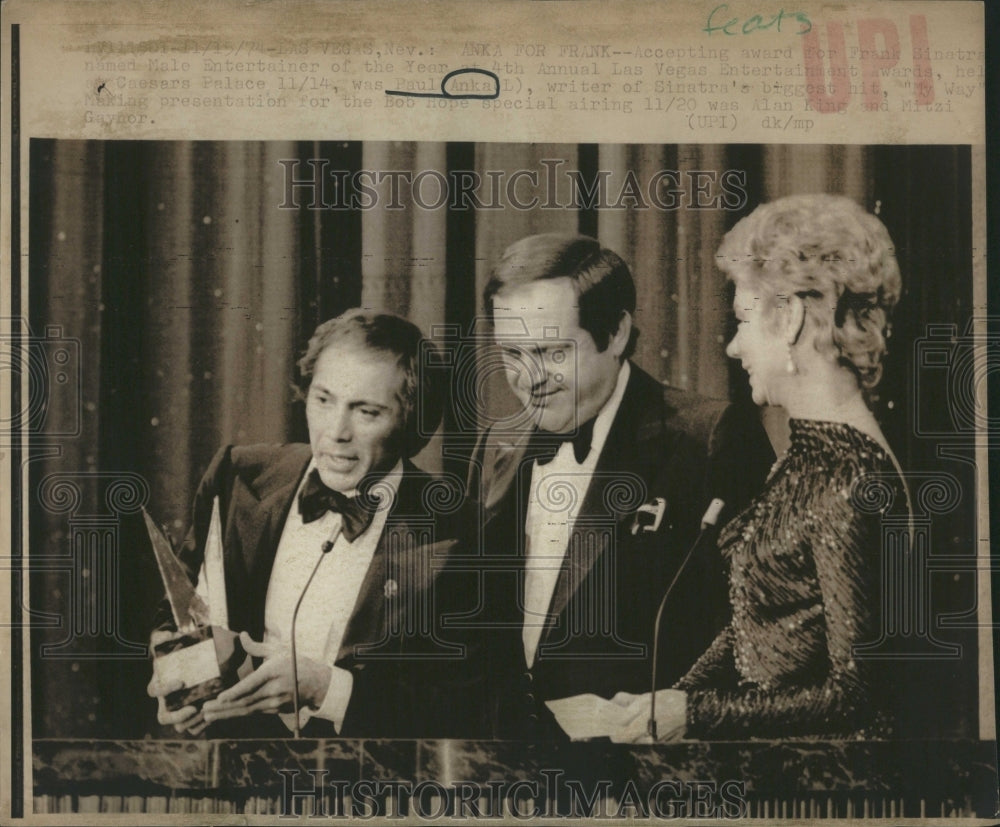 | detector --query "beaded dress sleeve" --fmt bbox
[674,626,736,692]
[677,420,902,739]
